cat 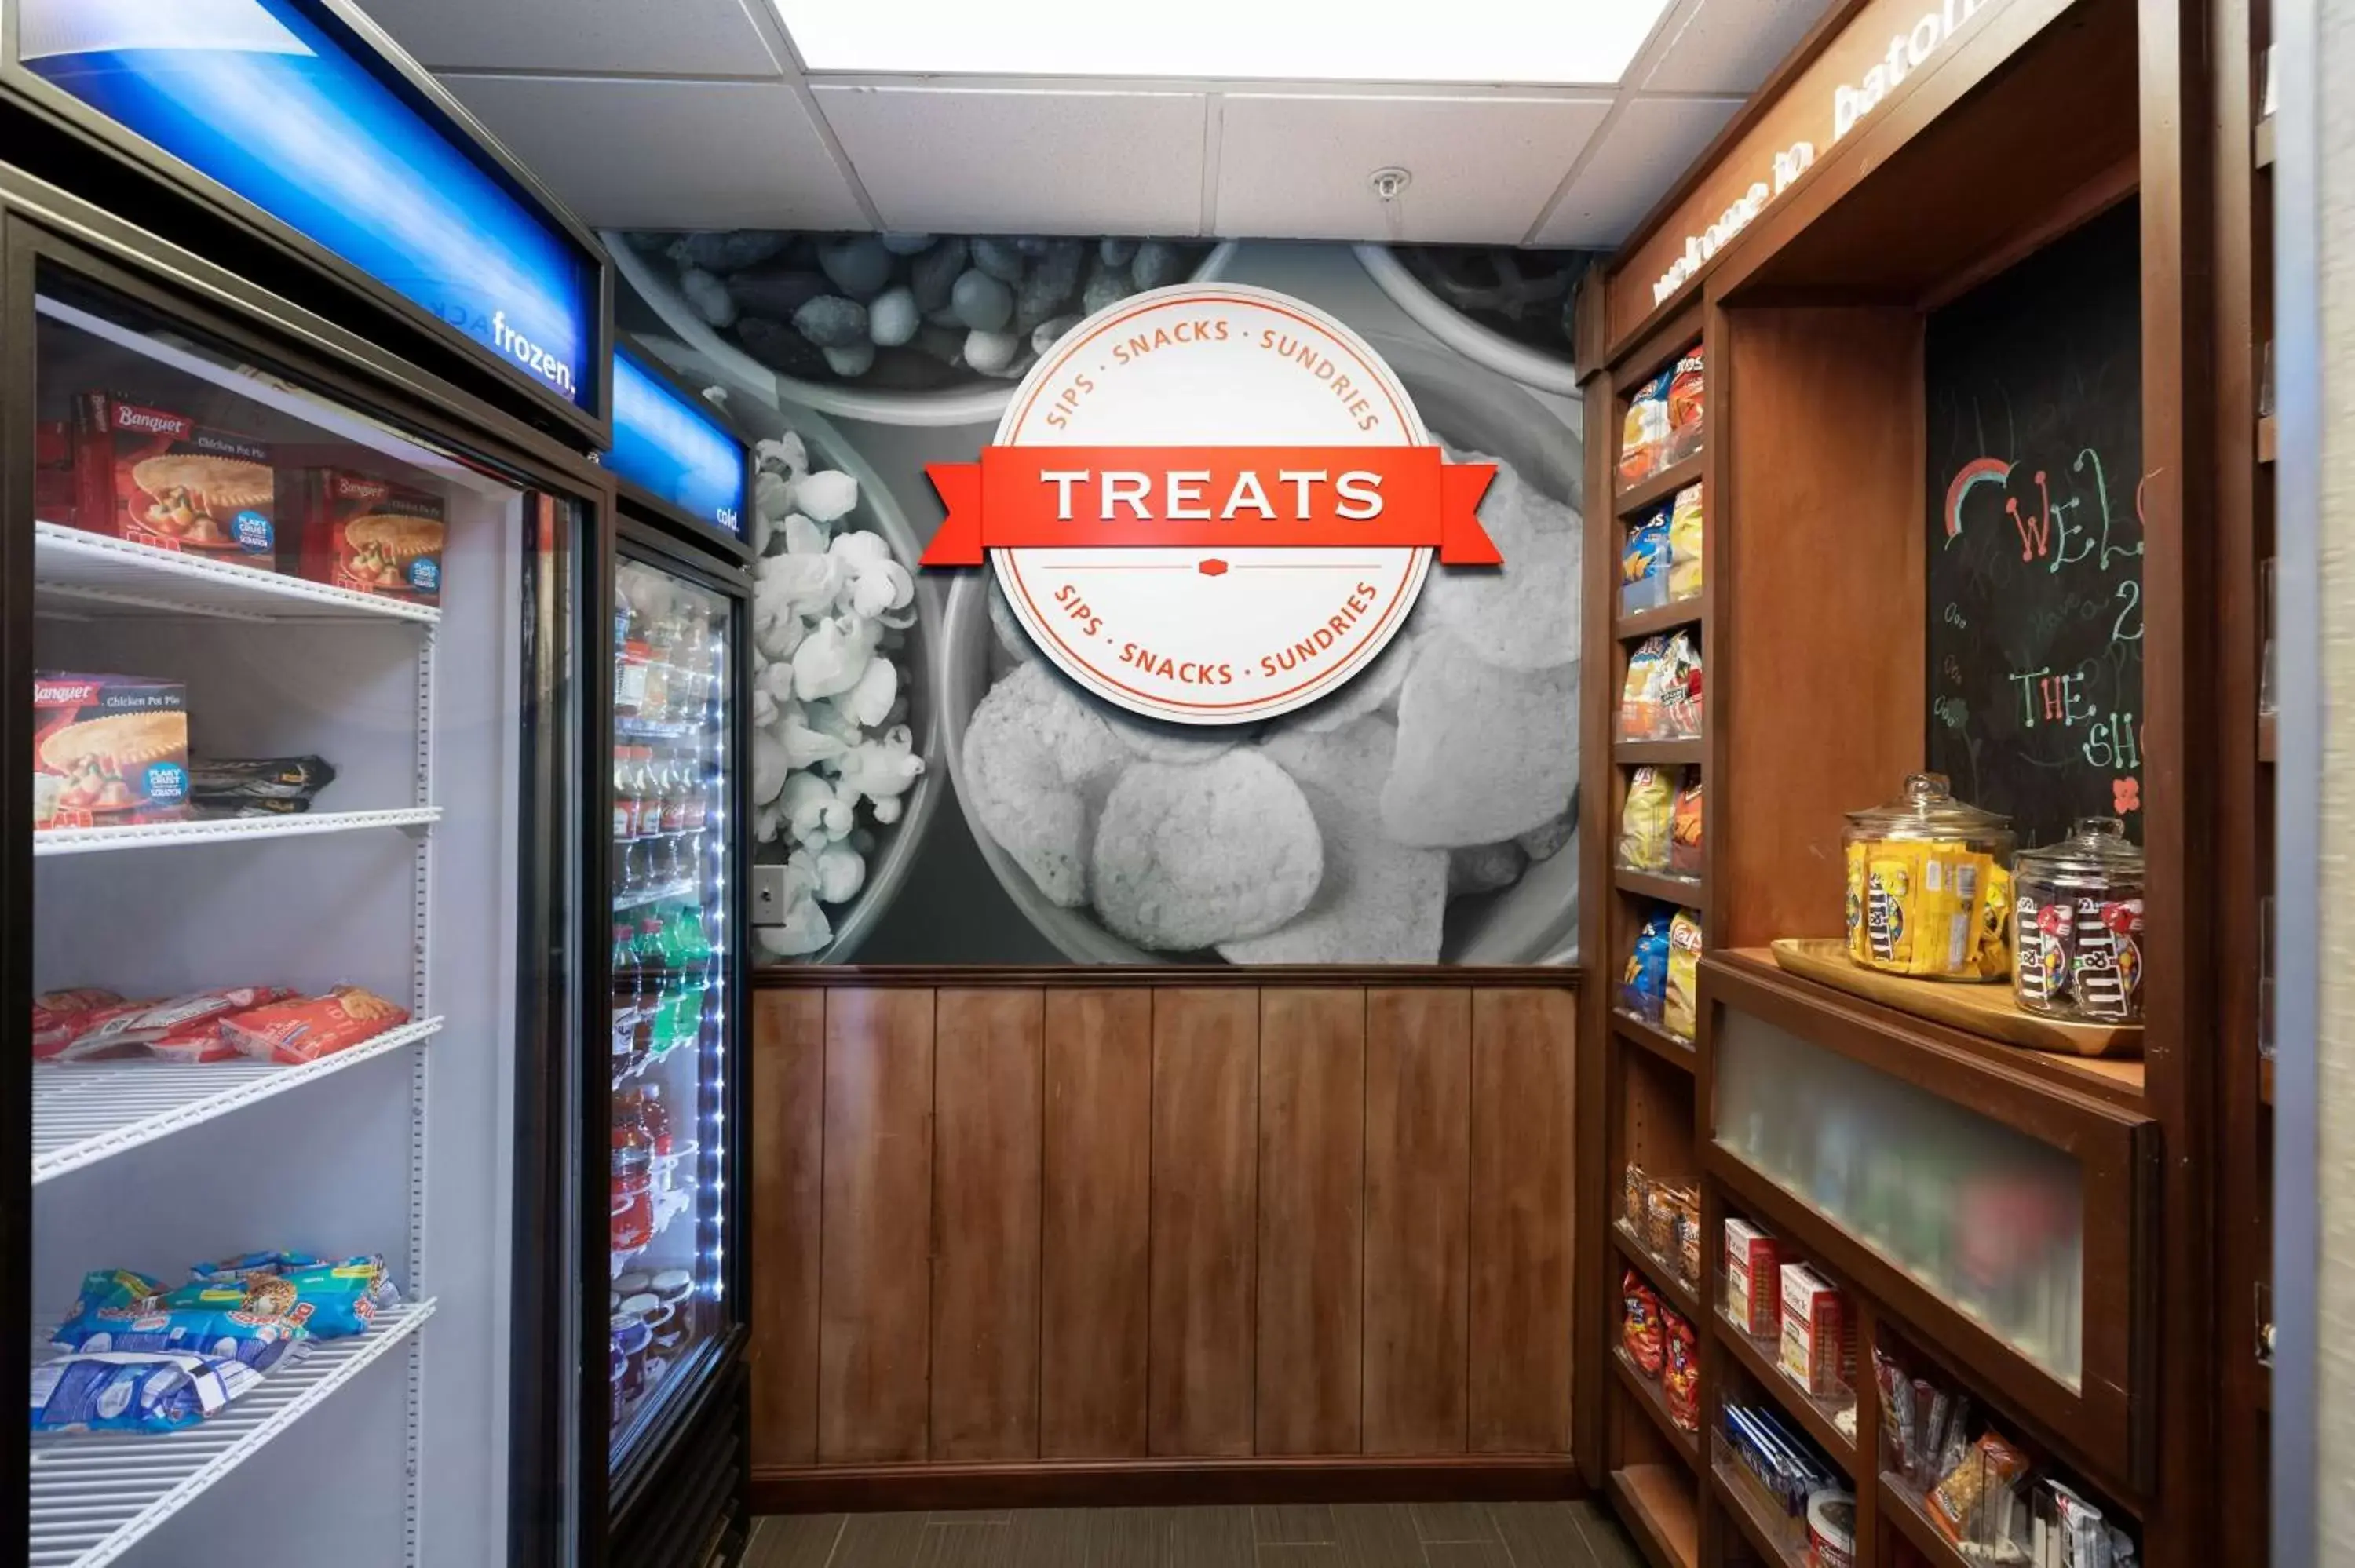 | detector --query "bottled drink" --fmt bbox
[629,916,664,1065]
[681,755,710,833]
[639,1084,674,1158]
[609,924,639,1073]
[641,913,682,1058]
[615,593,649,720]
[642,611,677,722]
[613,746,641,844]
[667,902,714,1050]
